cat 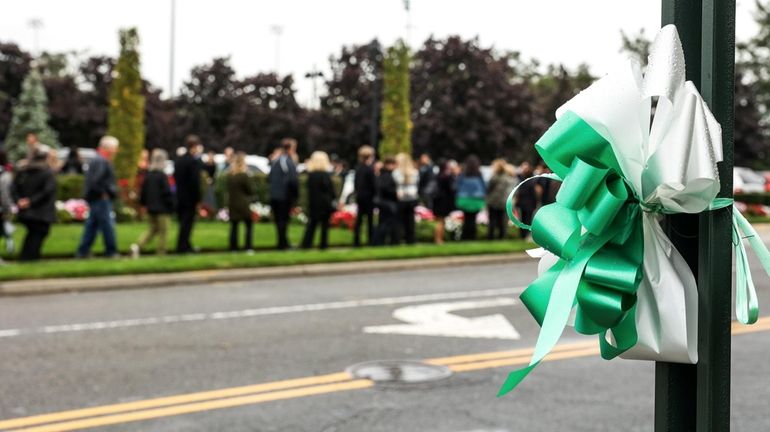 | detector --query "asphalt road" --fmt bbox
[0,256,769,431]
